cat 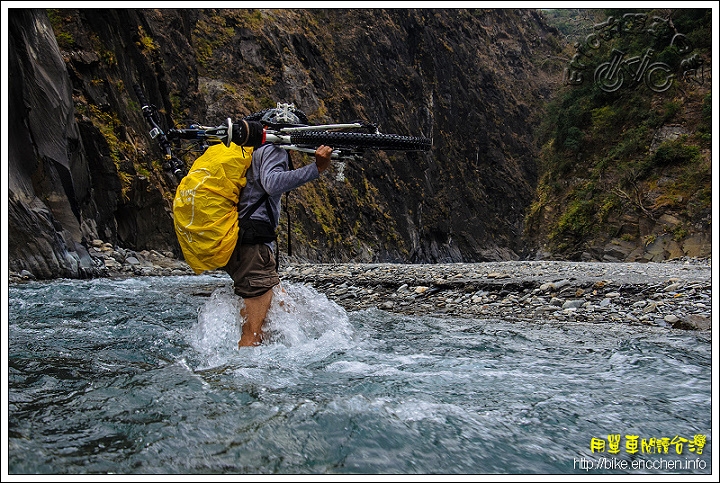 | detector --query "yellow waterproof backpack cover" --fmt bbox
[173,143,253,273]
